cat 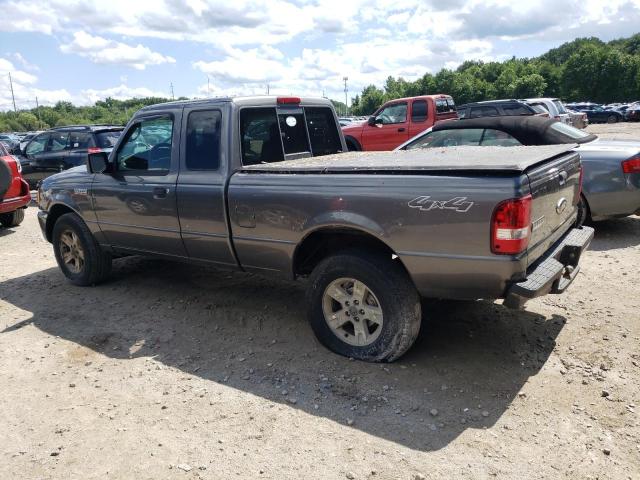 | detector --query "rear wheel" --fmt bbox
[576,194,590,227]
[306,250,421,362]
[52,213,112,286]
[607,115,618,124]
[0,208,25,227]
